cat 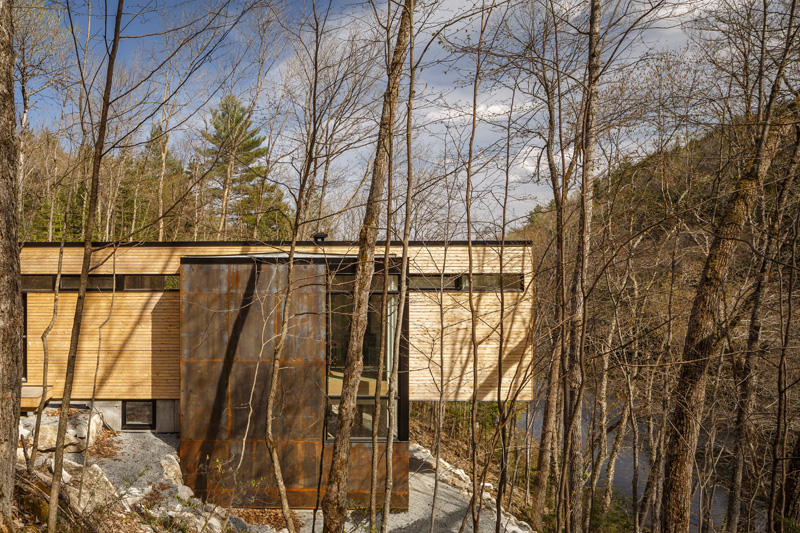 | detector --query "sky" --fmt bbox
[18,0,696,237]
